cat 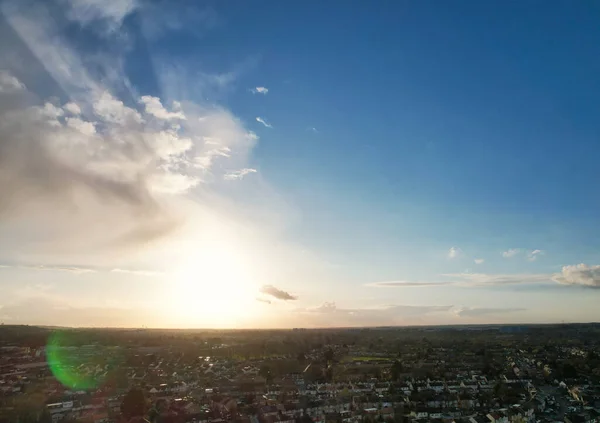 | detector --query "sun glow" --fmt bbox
[169,236,259,328]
